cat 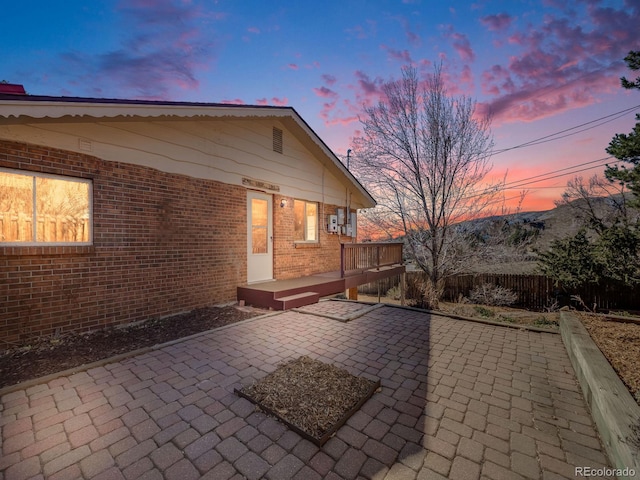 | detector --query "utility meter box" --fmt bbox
[337,208,345,225]
[327,215,338,233]
[345,224,353,237]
